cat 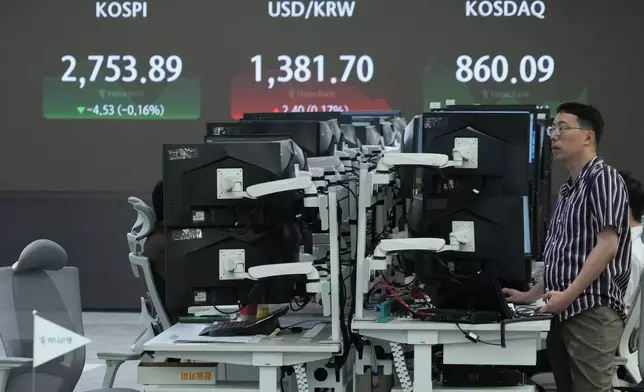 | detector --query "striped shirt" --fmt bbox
[543,156,631,321]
